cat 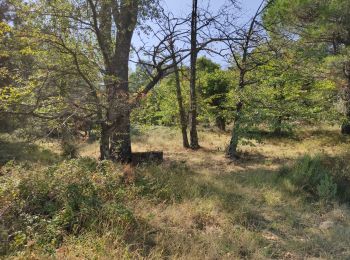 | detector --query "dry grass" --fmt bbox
[2,126,350,259]
[77,126,350,259]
